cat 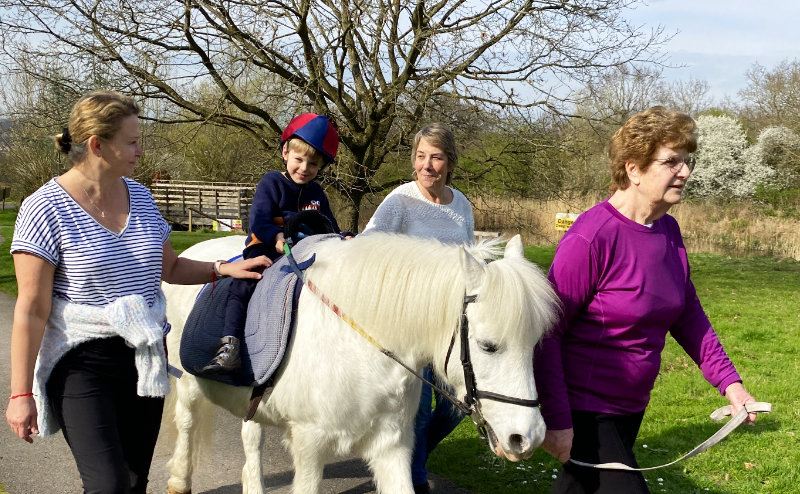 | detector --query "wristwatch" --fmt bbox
[213,260,229,278]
